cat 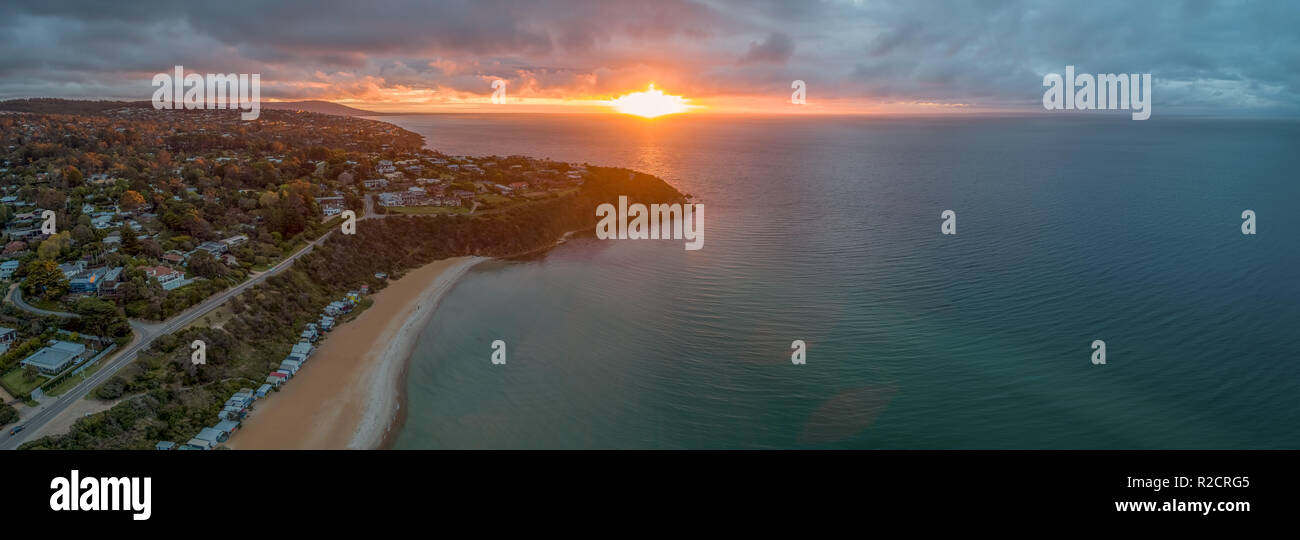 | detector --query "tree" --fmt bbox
[23,259,69,299]
[118,225,140,255]
[119,190,145,212]
[23,363,39,382]
[72,223,95,245]
[187,250,227,279]
[63,166,84,188]
[258,191,279,208]
[73,297,128,339]
[95,376,127,400]
[36,187,65,212]
[0,403,18,426]
[37,231,71,260]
